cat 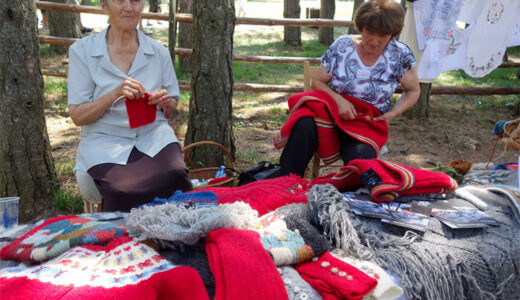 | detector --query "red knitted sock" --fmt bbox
[206,228,288,300]
[295,252,377,300]
[125,93,157,128]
